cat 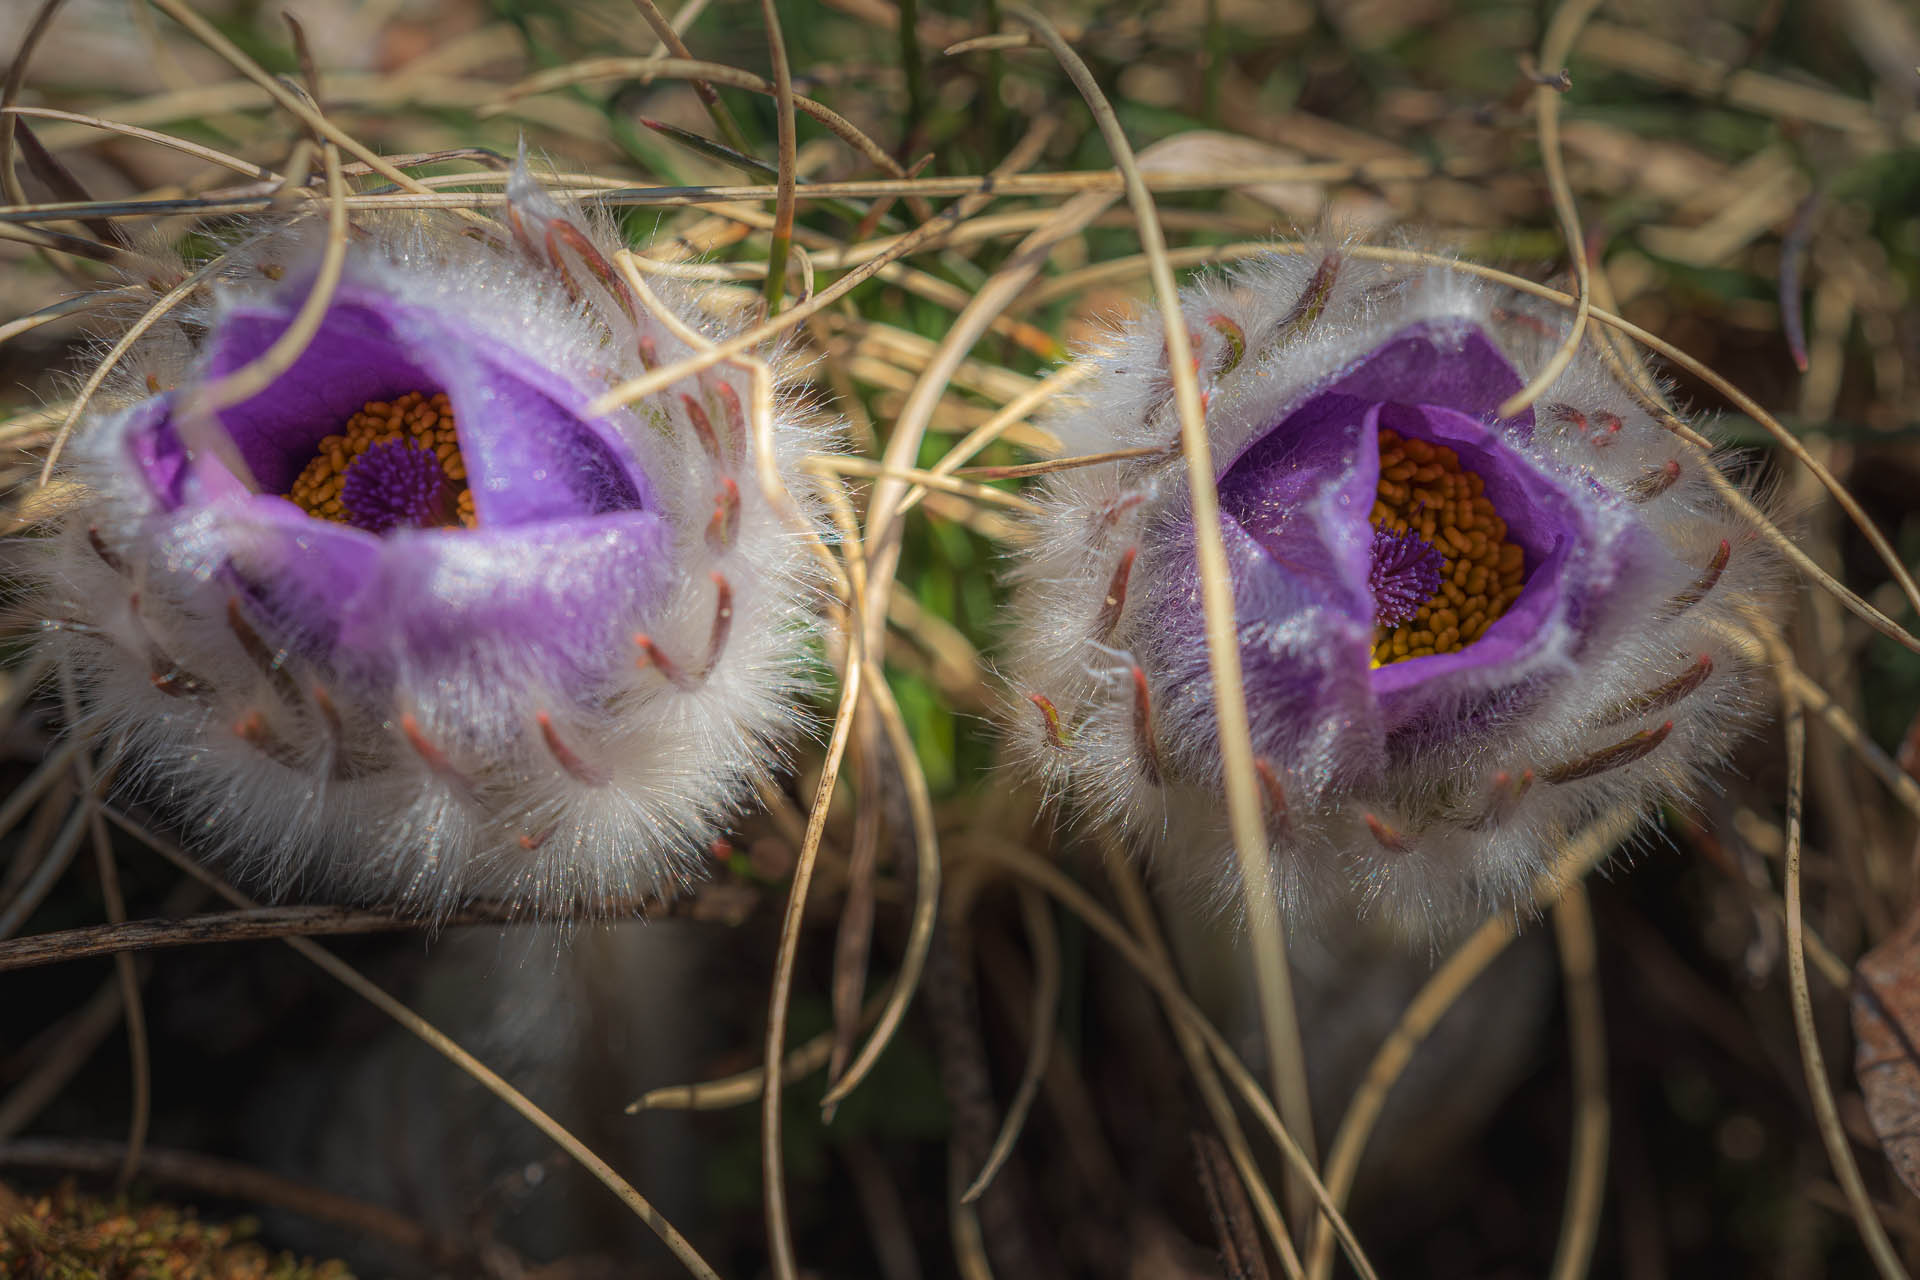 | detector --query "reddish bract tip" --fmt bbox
[1364,812,1408,852]
[633,633,692,690]
[1207,313,1246,376]
[1130,664,1162,785]
[683,393,722,462]
[1254,756,1292,836]
[707,377,747,465]
[87,526,124,574]
[400,713,479,802]
[1543,720,1674,784]
[707,476,742,552]
[703,572,734,675]
[1669,540,1731,613]
[1028,693,1067,749]
[1628,459,1682,503]
[537,710,609,786]
[1095,547,1138,640]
